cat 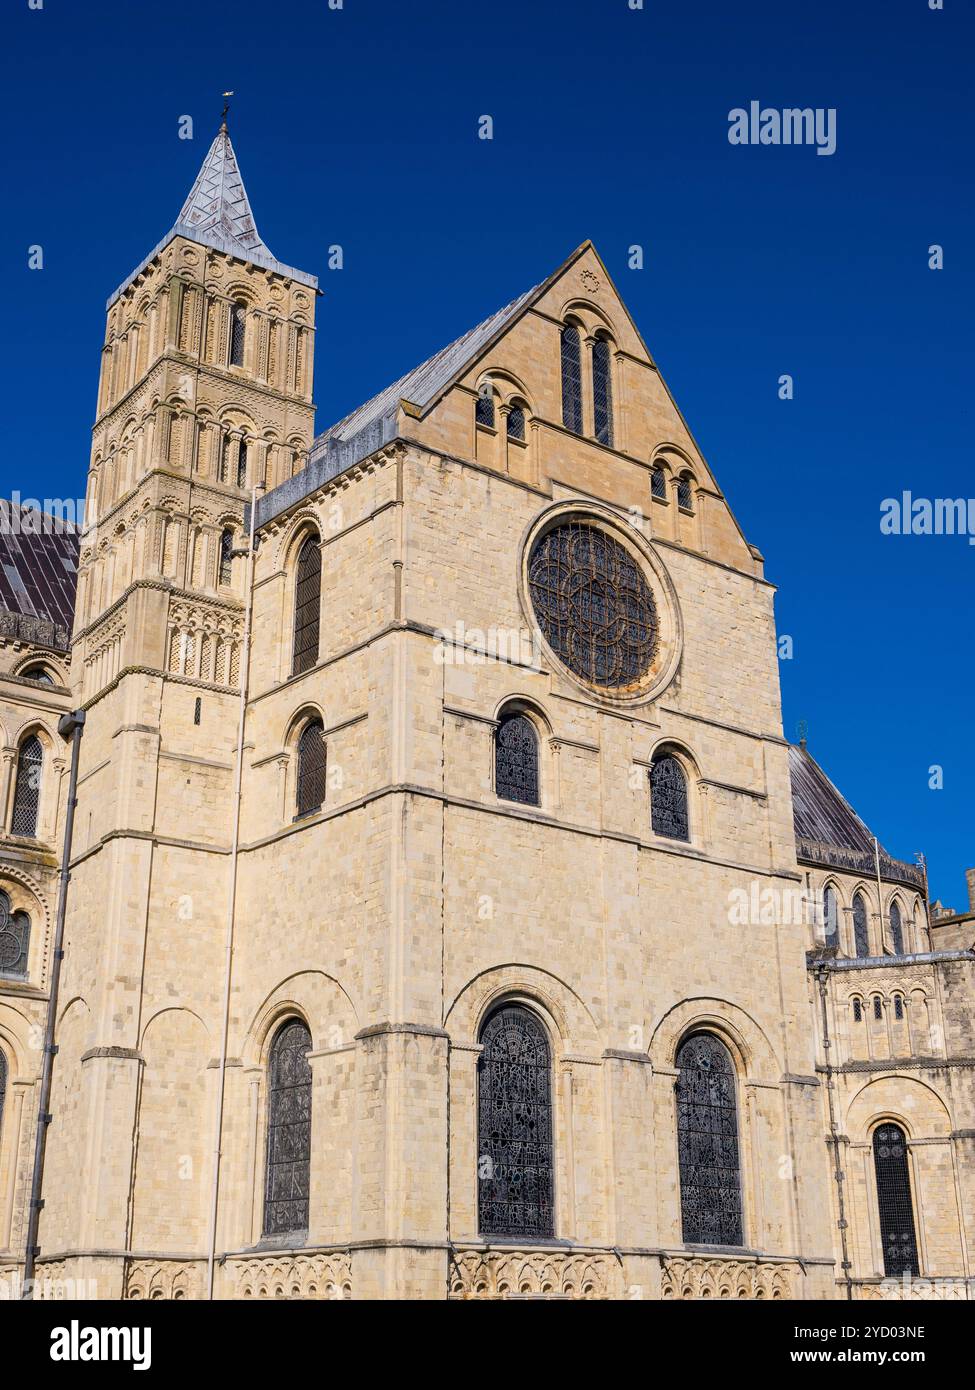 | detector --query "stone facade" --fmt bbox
[1,127,972,1302]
